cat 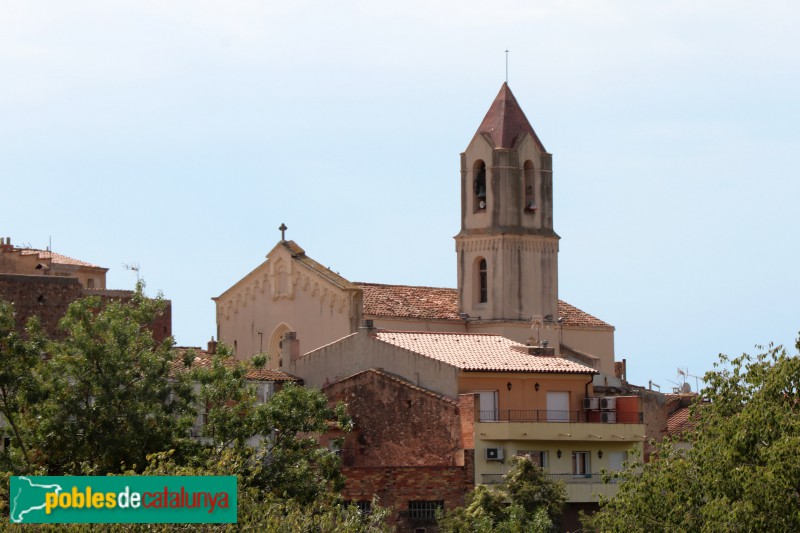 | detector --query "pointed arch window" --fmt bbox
[478,258,488,303]
[473,160,487,212]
